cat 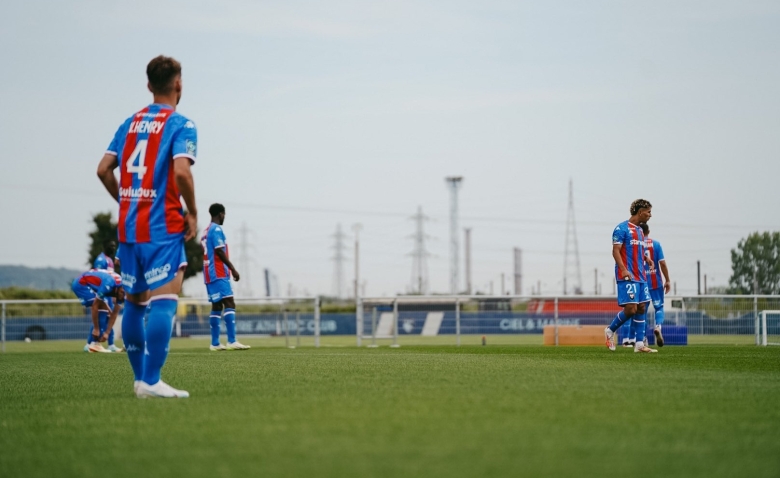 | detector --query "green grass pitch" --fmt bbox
[1,339,779,478]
